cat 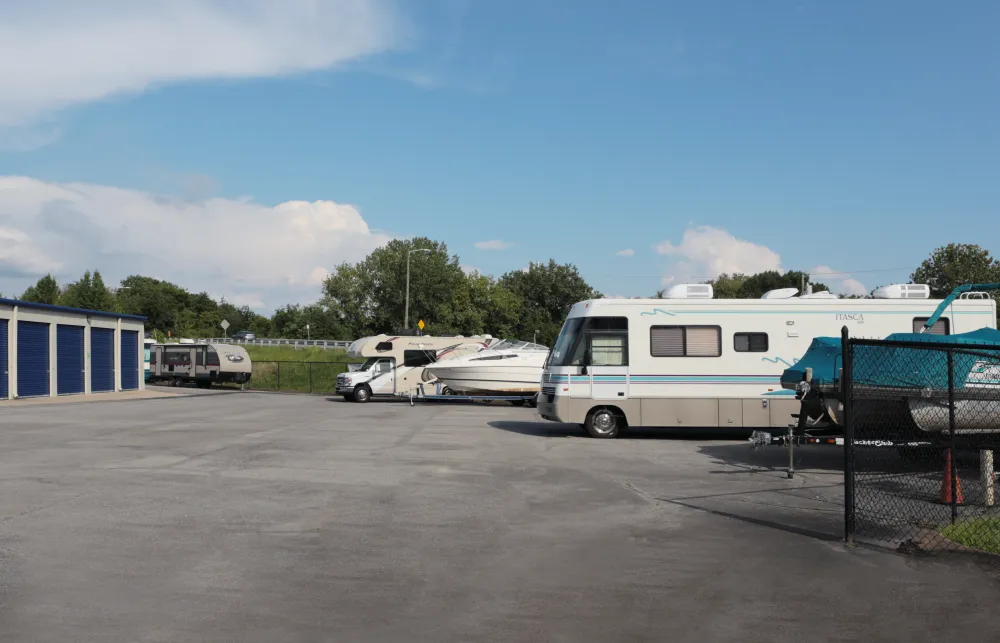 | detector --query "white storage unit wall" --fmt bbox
[0,298,145,400]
